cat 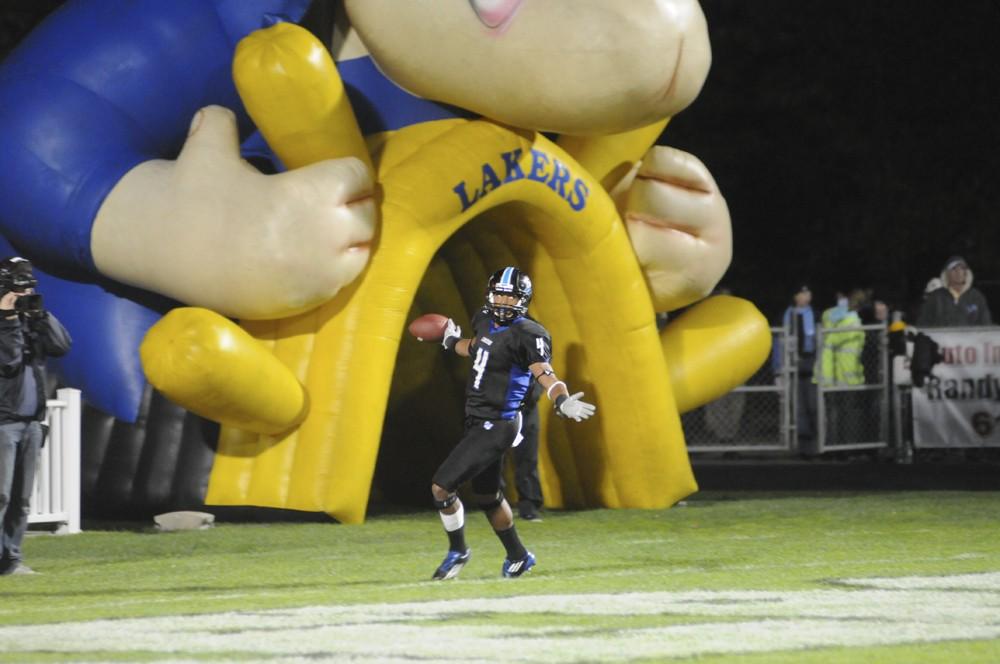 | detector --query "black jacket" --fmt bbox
[917,287,993,327]
[0,311,72,422]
